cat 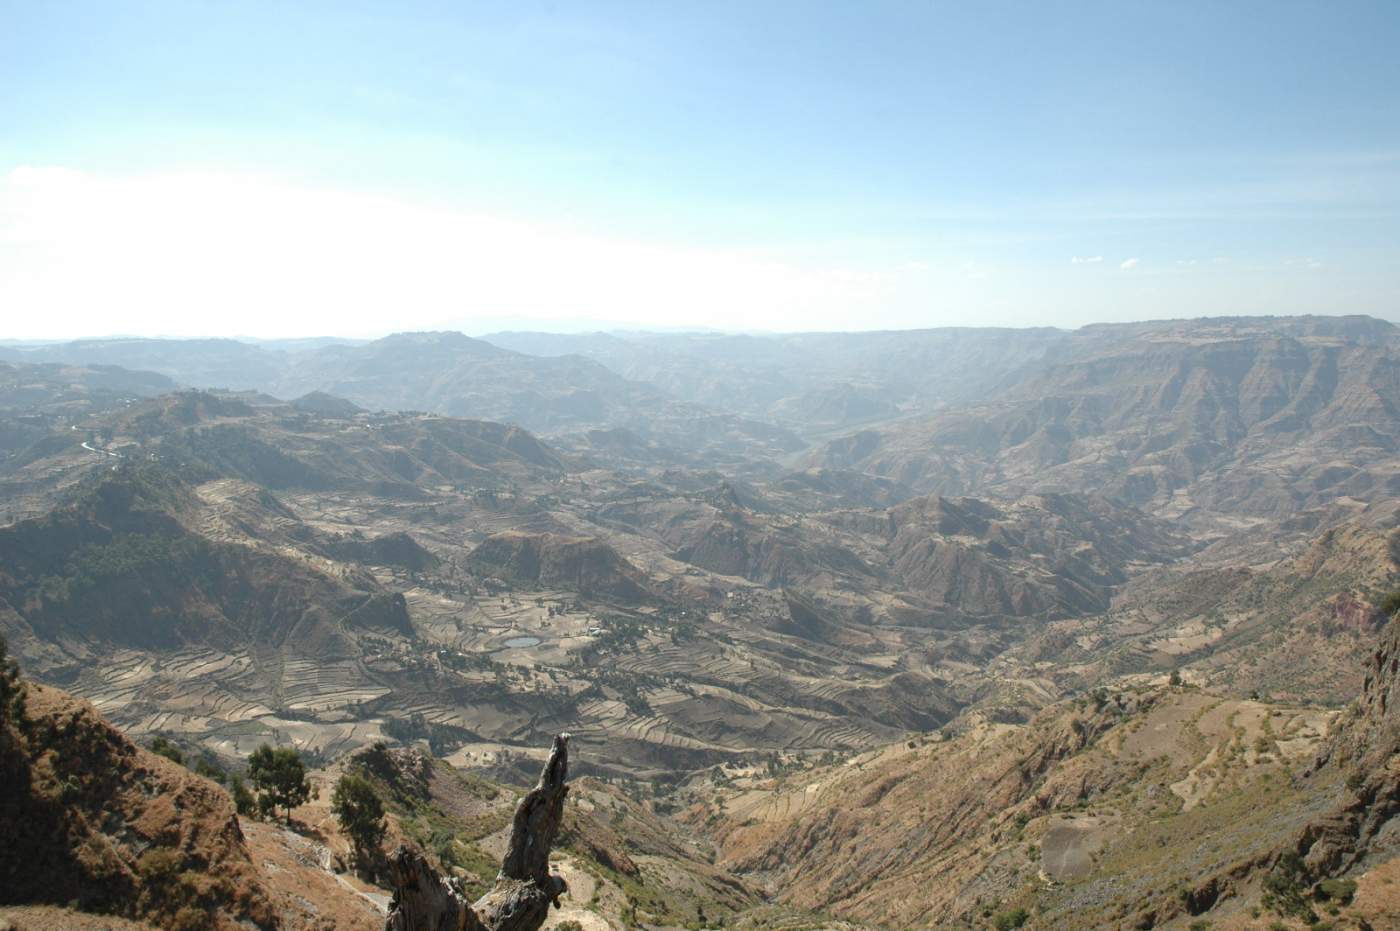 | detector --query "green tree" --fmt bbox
[247,744,314,821]
[194,757,226,784]
[331,773,386,860]
[150,736,184,765]
[0,634,27,727]
[229,774,256,817]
